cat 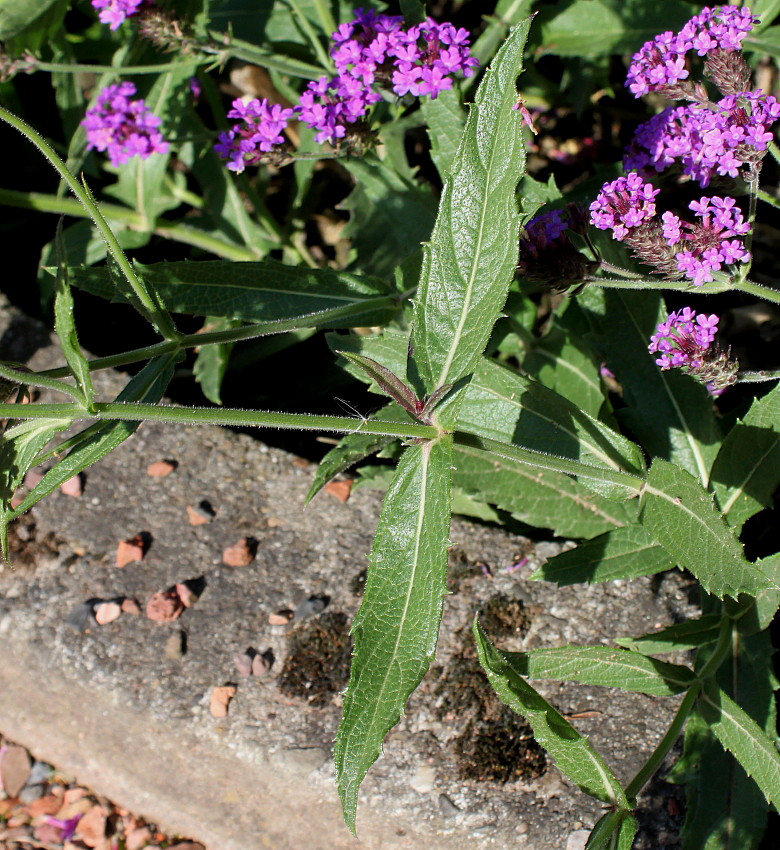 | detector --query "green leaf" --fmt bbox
[70,259,398,327]
[335,437,453,832]
[520,315,606,421]
[340,155,437,279]
[498,645,694,696]
[585,811,637,850]
[53,228,93,411]
[469,0,534,69]
[305,402,409,504]
[0,0,59,40]
[585,291,721,483]
[699,683,780,811]
[193,317,241,405]
[751,0,780,31]
[710,384,780,530]
[420,85,466,179]
[640,459,775,598]
[535,0,694,57]
[0,417,71,510]
[615,614,723,654]
[532,524,675,586]
[411,20,531,418]
[5,355,175,523]
[453,439,634,539]
[458,359,644,498]
[473,620,628,807]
